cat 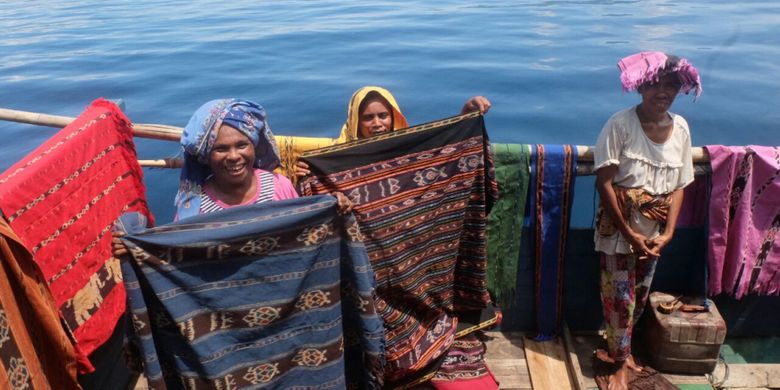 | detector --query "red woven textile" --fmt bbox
[0,98,152,371]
